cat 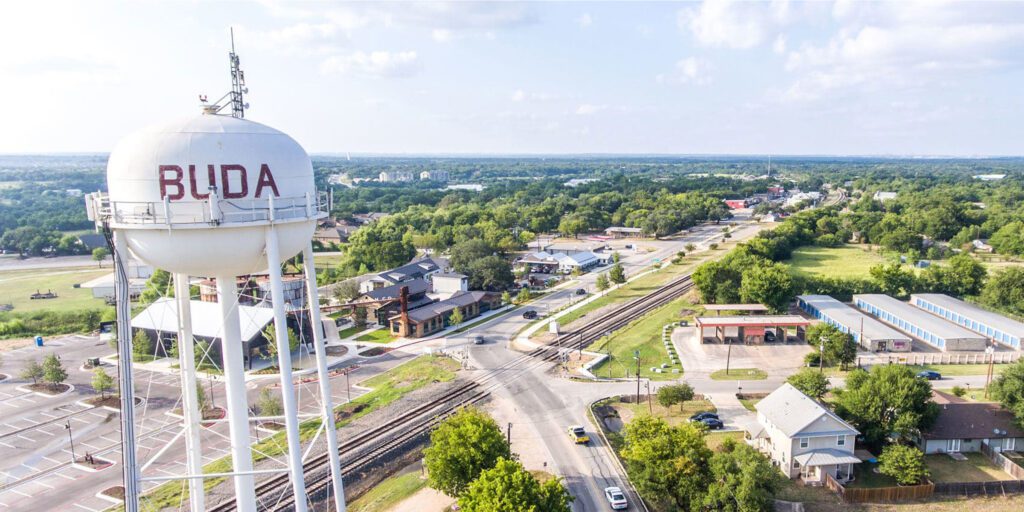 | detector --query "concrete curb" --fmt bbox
[16,383,75,398]
[586,396,651,512]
